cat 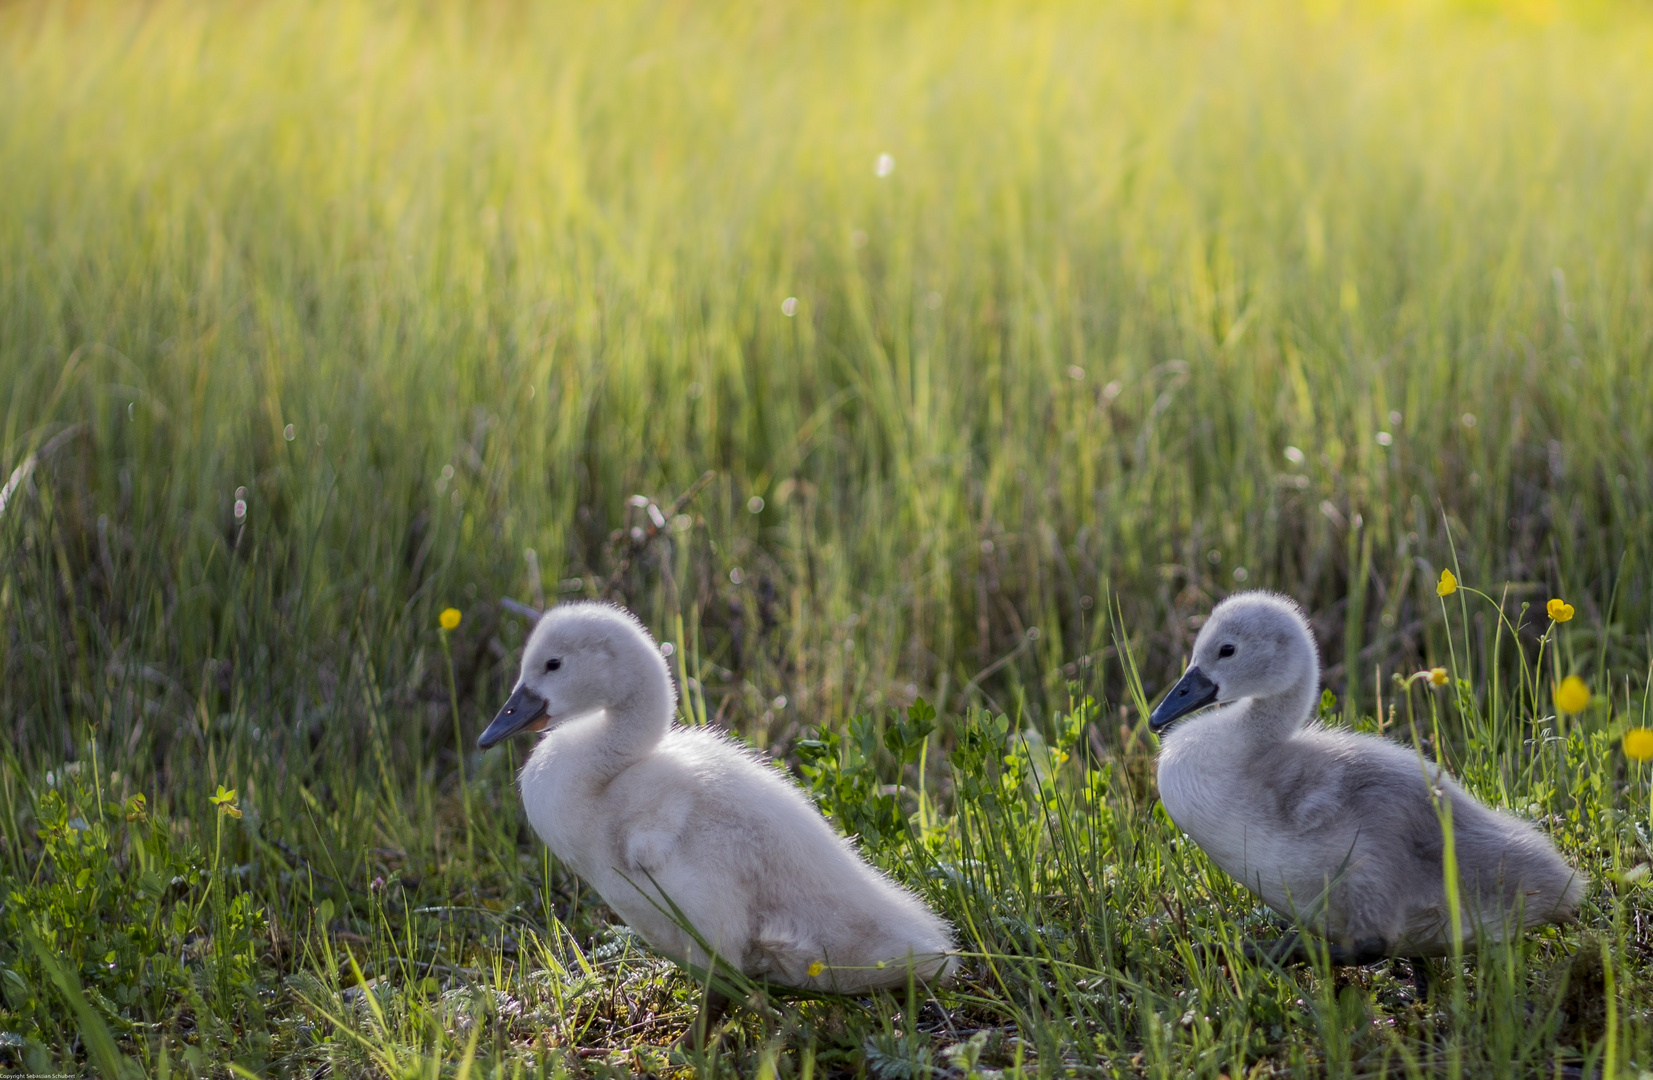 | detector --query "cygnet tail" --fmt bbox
[809,948,957,995]
[746,930,957,995]
[1531,861,1588,925]
[1453,806,1588,934]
